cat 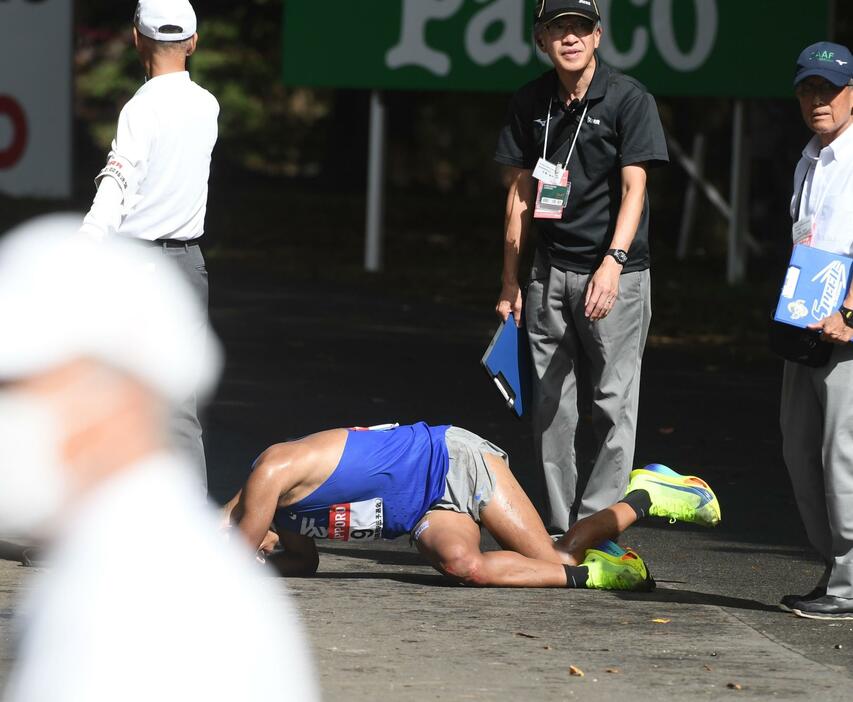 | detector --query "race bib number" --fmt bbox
[326,498,384,541]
